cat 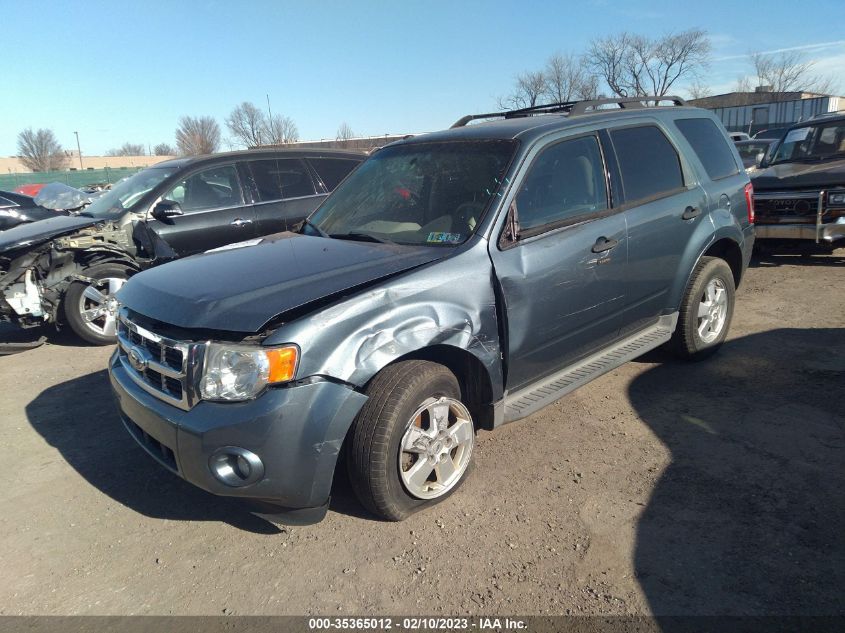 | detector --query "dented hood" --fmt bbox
[117,232,449,332]
[0,214,100,253]
[752,158,845,191]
